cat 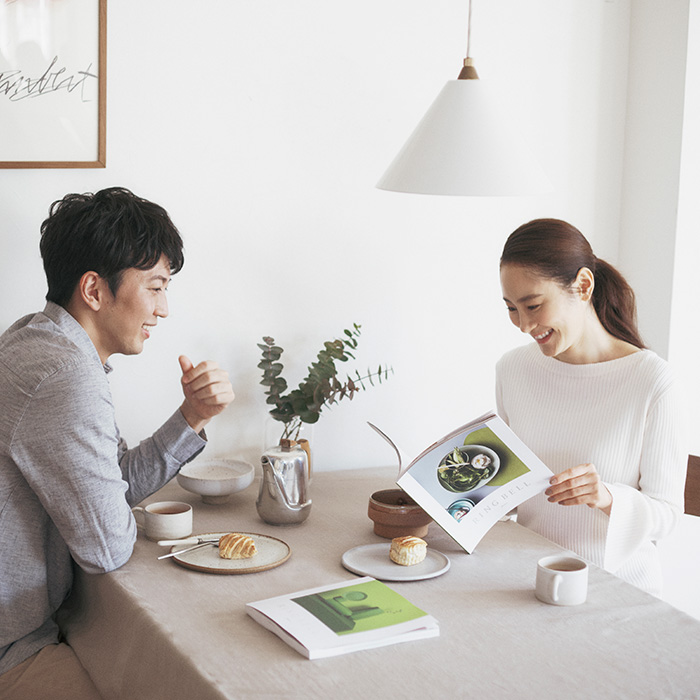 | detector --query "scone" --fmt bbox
[389,536,427,566]
[218,533,257,560]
